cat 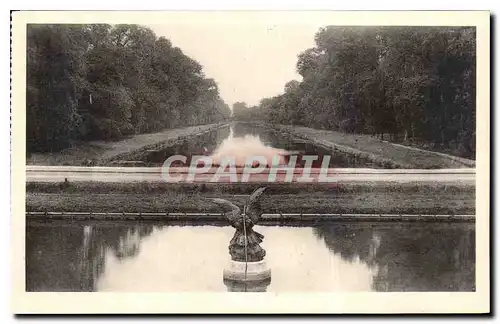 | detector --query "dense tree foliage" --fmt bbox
[234,27,476,158]
[27,24,231,153]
